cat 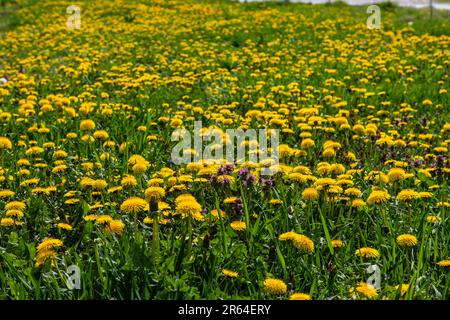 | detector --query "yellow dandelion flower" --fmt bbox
[5,201,26,211]
[37,238,63,252]
[210,209,226,220]
[263,278,287,295]
[397,189,419,202]
[93,130,109,140]
[95,215,113,225]
[352,199,366,208]
[292,234,315,253]
[395,284,410,296]
[344,188,362,197]
[57,223,72,231]
[6,210,24,218]
[230,220,246,232]
[84,214,97,222]
[92,179,108,190]
[145,186,166,202]
[436,260,450,267]
[143,216,153,224]
[387,168,406,182]
[332,239,344,249]
[289,293,312,300]
[396,234,418,247]
[355,247,380,259]
[270,199,283,205]
[352,282,378,299]
[132,163,148,174]
[302,187,319,201]
[121,175,137,187]
[426,215,440,224]
[0,190,15,198]
[107,220,125,235]
[176,196,203,221]
[367,190,390,205]
[80,119,96,130]
[279,231,298,241]
[35,249,57,267]
[1,217,15,227]
[222,269,239,278]
[224,196,239,204]
[0,137,13,149]
[120,197,148,214]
